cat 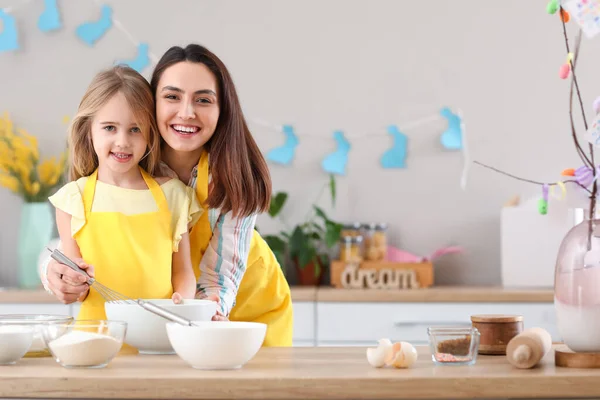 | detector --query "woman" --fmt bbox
[40,44,293,347]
